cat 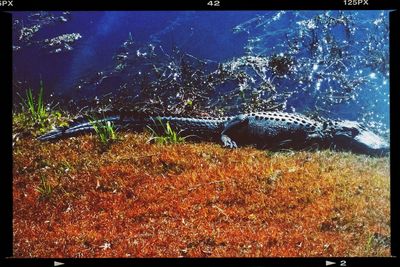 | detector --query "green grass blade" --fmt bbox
[26,89,35,116]
[37,82,44,115]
